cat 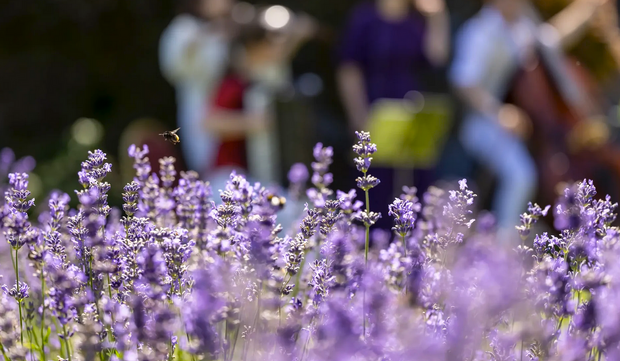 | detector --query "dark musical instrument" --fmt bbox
[506,49,620,205]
